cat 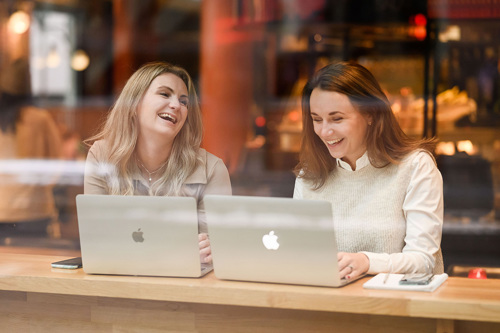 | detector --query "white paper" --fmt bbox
[363,273,448,292]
